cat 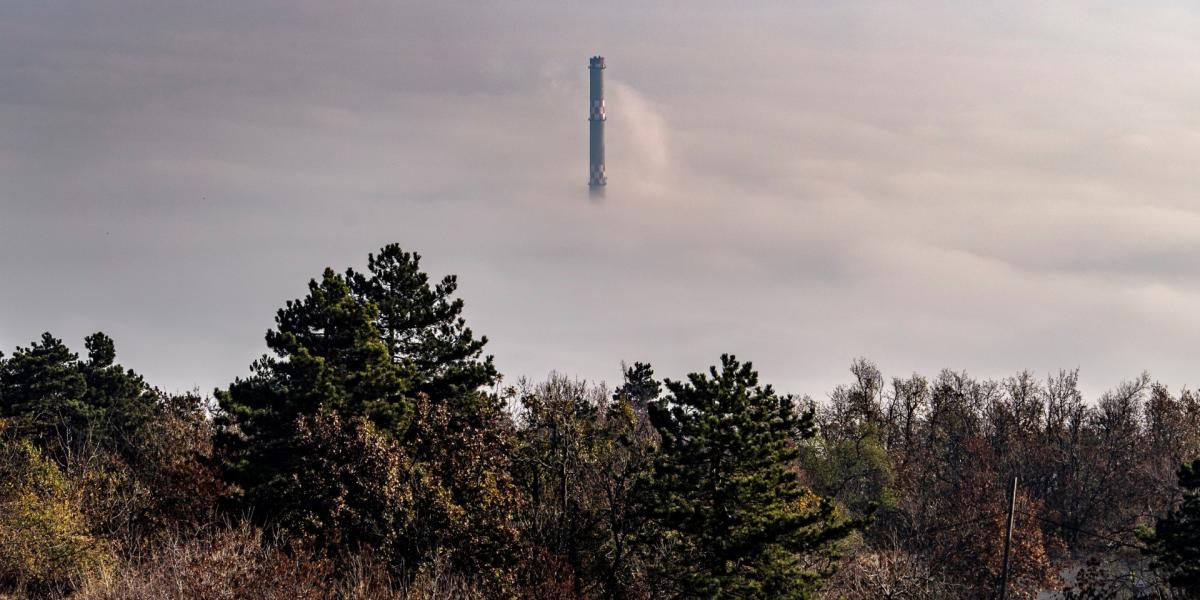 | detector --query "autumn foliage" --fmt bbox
[1,245,1199,599]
